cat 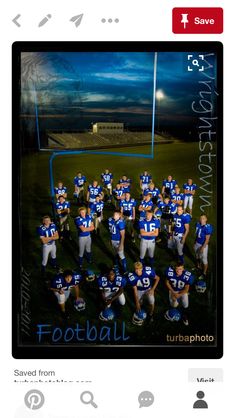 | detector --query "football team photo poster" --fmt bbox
[13,42,223,359]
